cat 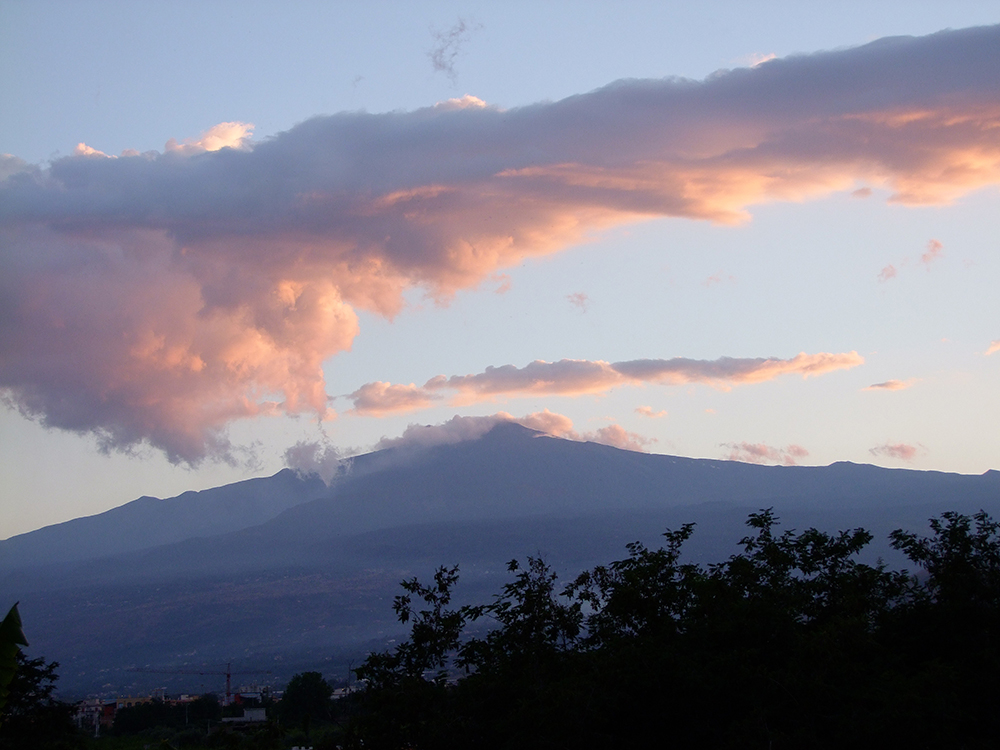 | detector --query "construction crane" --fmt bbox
[128,662,272,704]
